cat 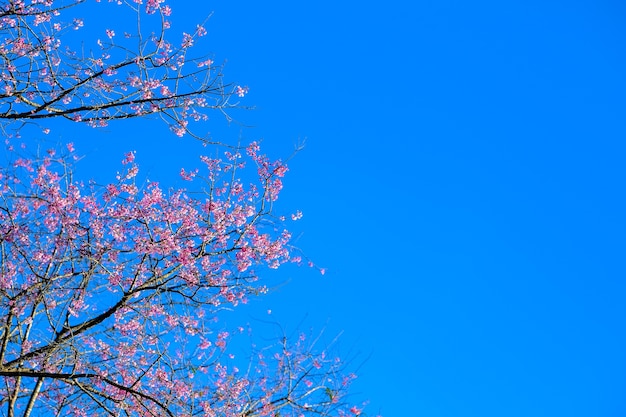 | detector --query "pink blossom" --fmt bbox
[160,85,172,96]
[180,168,198,181]
[181,33,193,48]
[122,151,135,165]
[197,59,213,68]
[198,338,212,350]
[235,85,249,97]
